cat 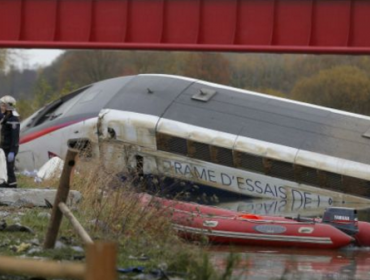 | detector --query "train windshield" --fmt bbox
[21,86,90,130]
